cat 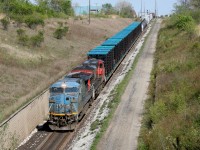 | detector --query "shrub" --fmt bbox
[7,1,33,15]
[24,15,44,29]
[175,15,195,32]
[11,15,24,27]
[150,100,167,123]
[16,29,29,46]
[16,29,44,47]
[16,29,25,36]
[18,35,29,46]
[53,26,69,39]
[1,17,10,30]
[190,10,200,23]
[30,31,44,47]
[169,92,187,113]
